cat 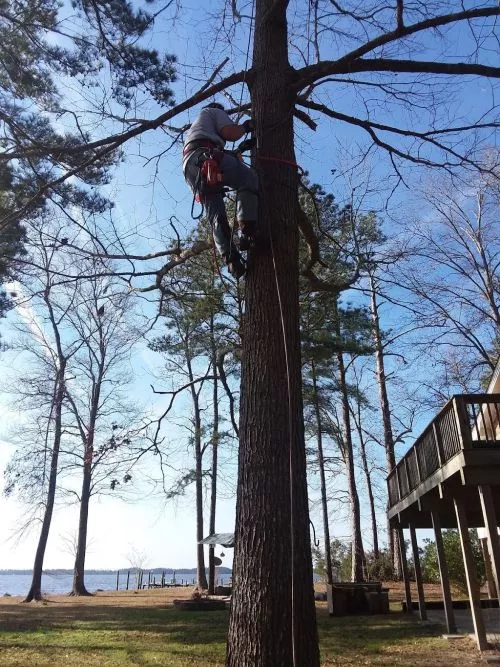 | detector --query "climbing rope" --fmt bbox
[190,168,204,220]
[266,208,298,667]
